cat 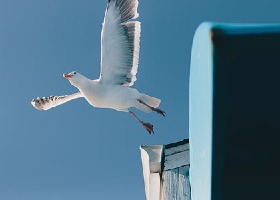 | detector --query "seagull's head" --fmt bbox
[63,71,85,87]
